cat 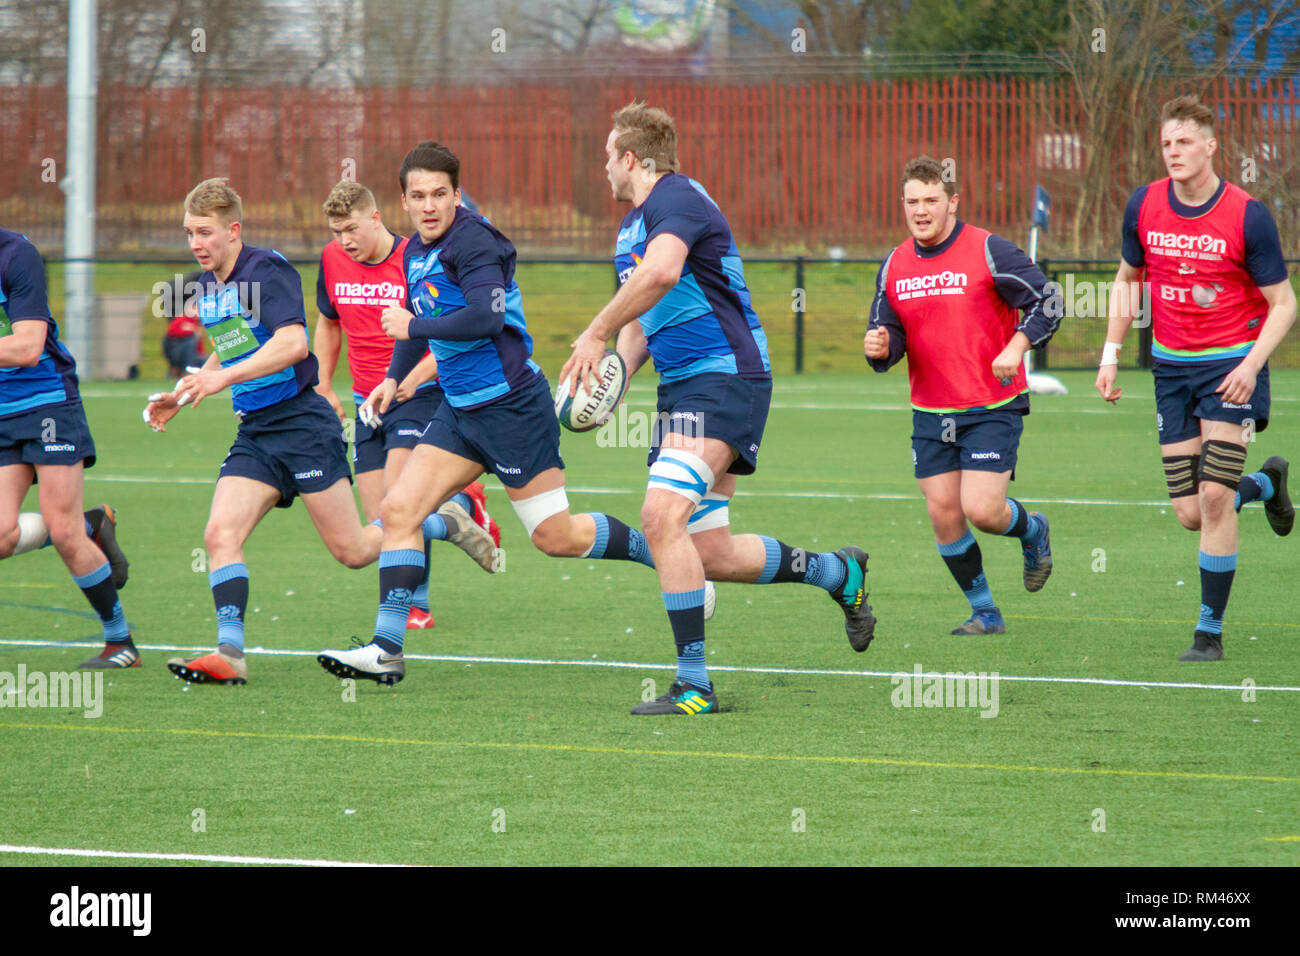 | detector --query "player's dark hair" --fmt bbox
[1159,94,1216,136]
[901,156,955,198]
[400,141,460,193]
